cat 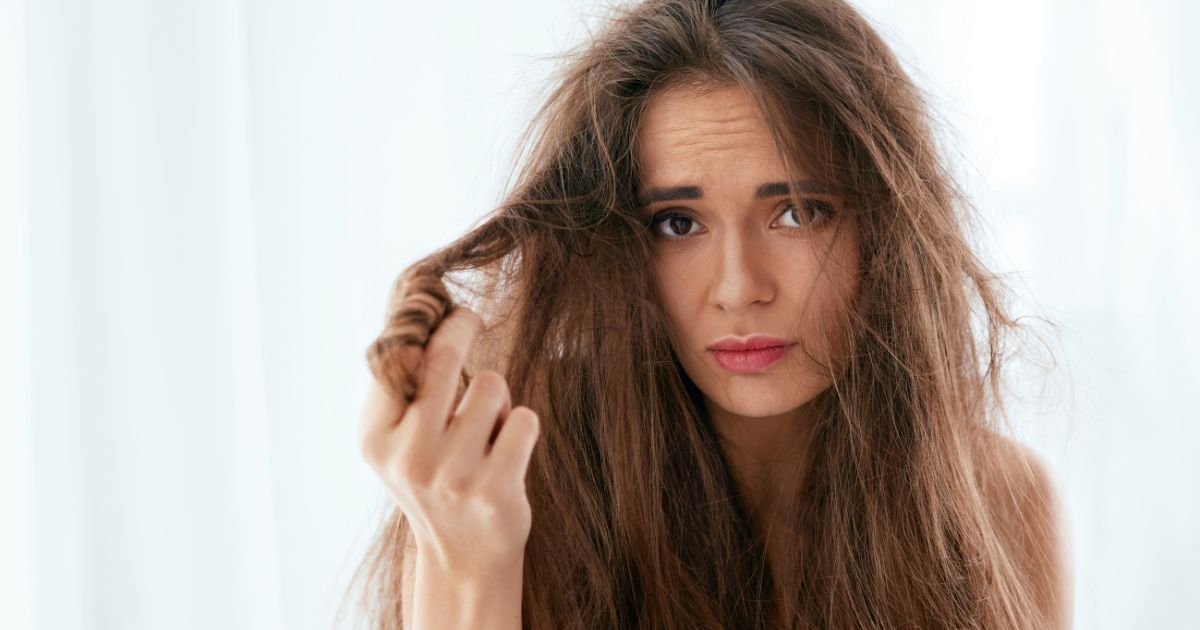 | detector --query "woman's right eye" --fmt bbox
[648,211,701,239]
